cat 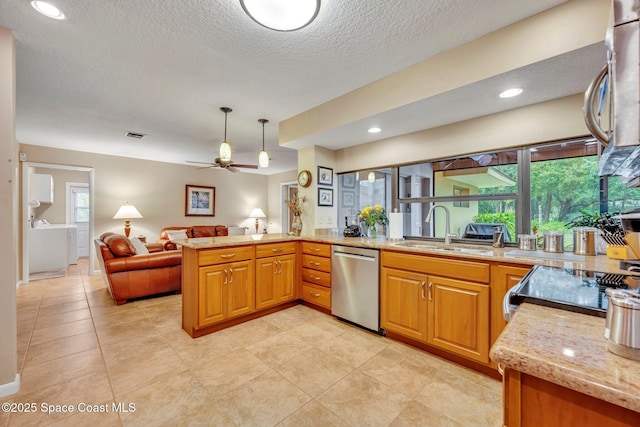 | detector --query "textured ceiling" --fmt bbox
[0,0,580,174]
